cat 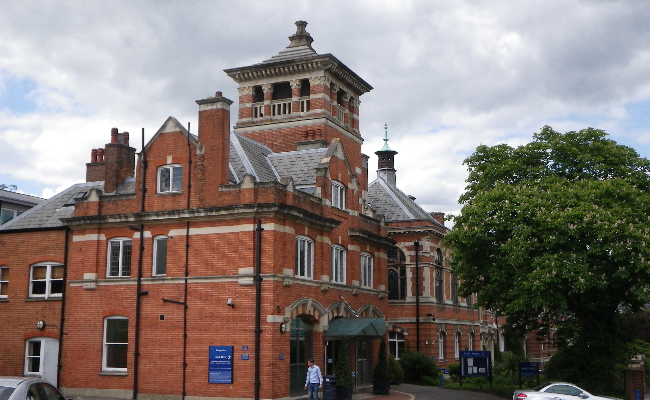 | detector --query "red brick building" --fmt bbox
[0,21,504,399]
